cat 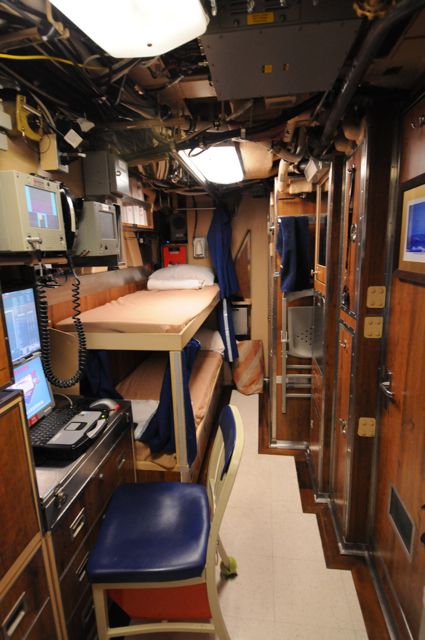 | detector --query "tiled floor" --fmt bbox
[133,391,369,639]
